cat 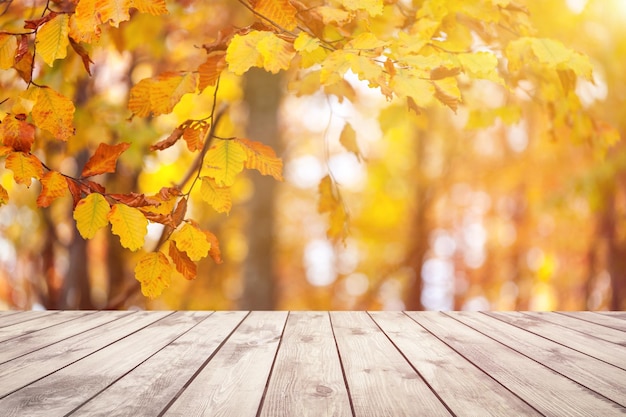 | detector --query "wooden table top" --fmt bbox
[0,310,624,416]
